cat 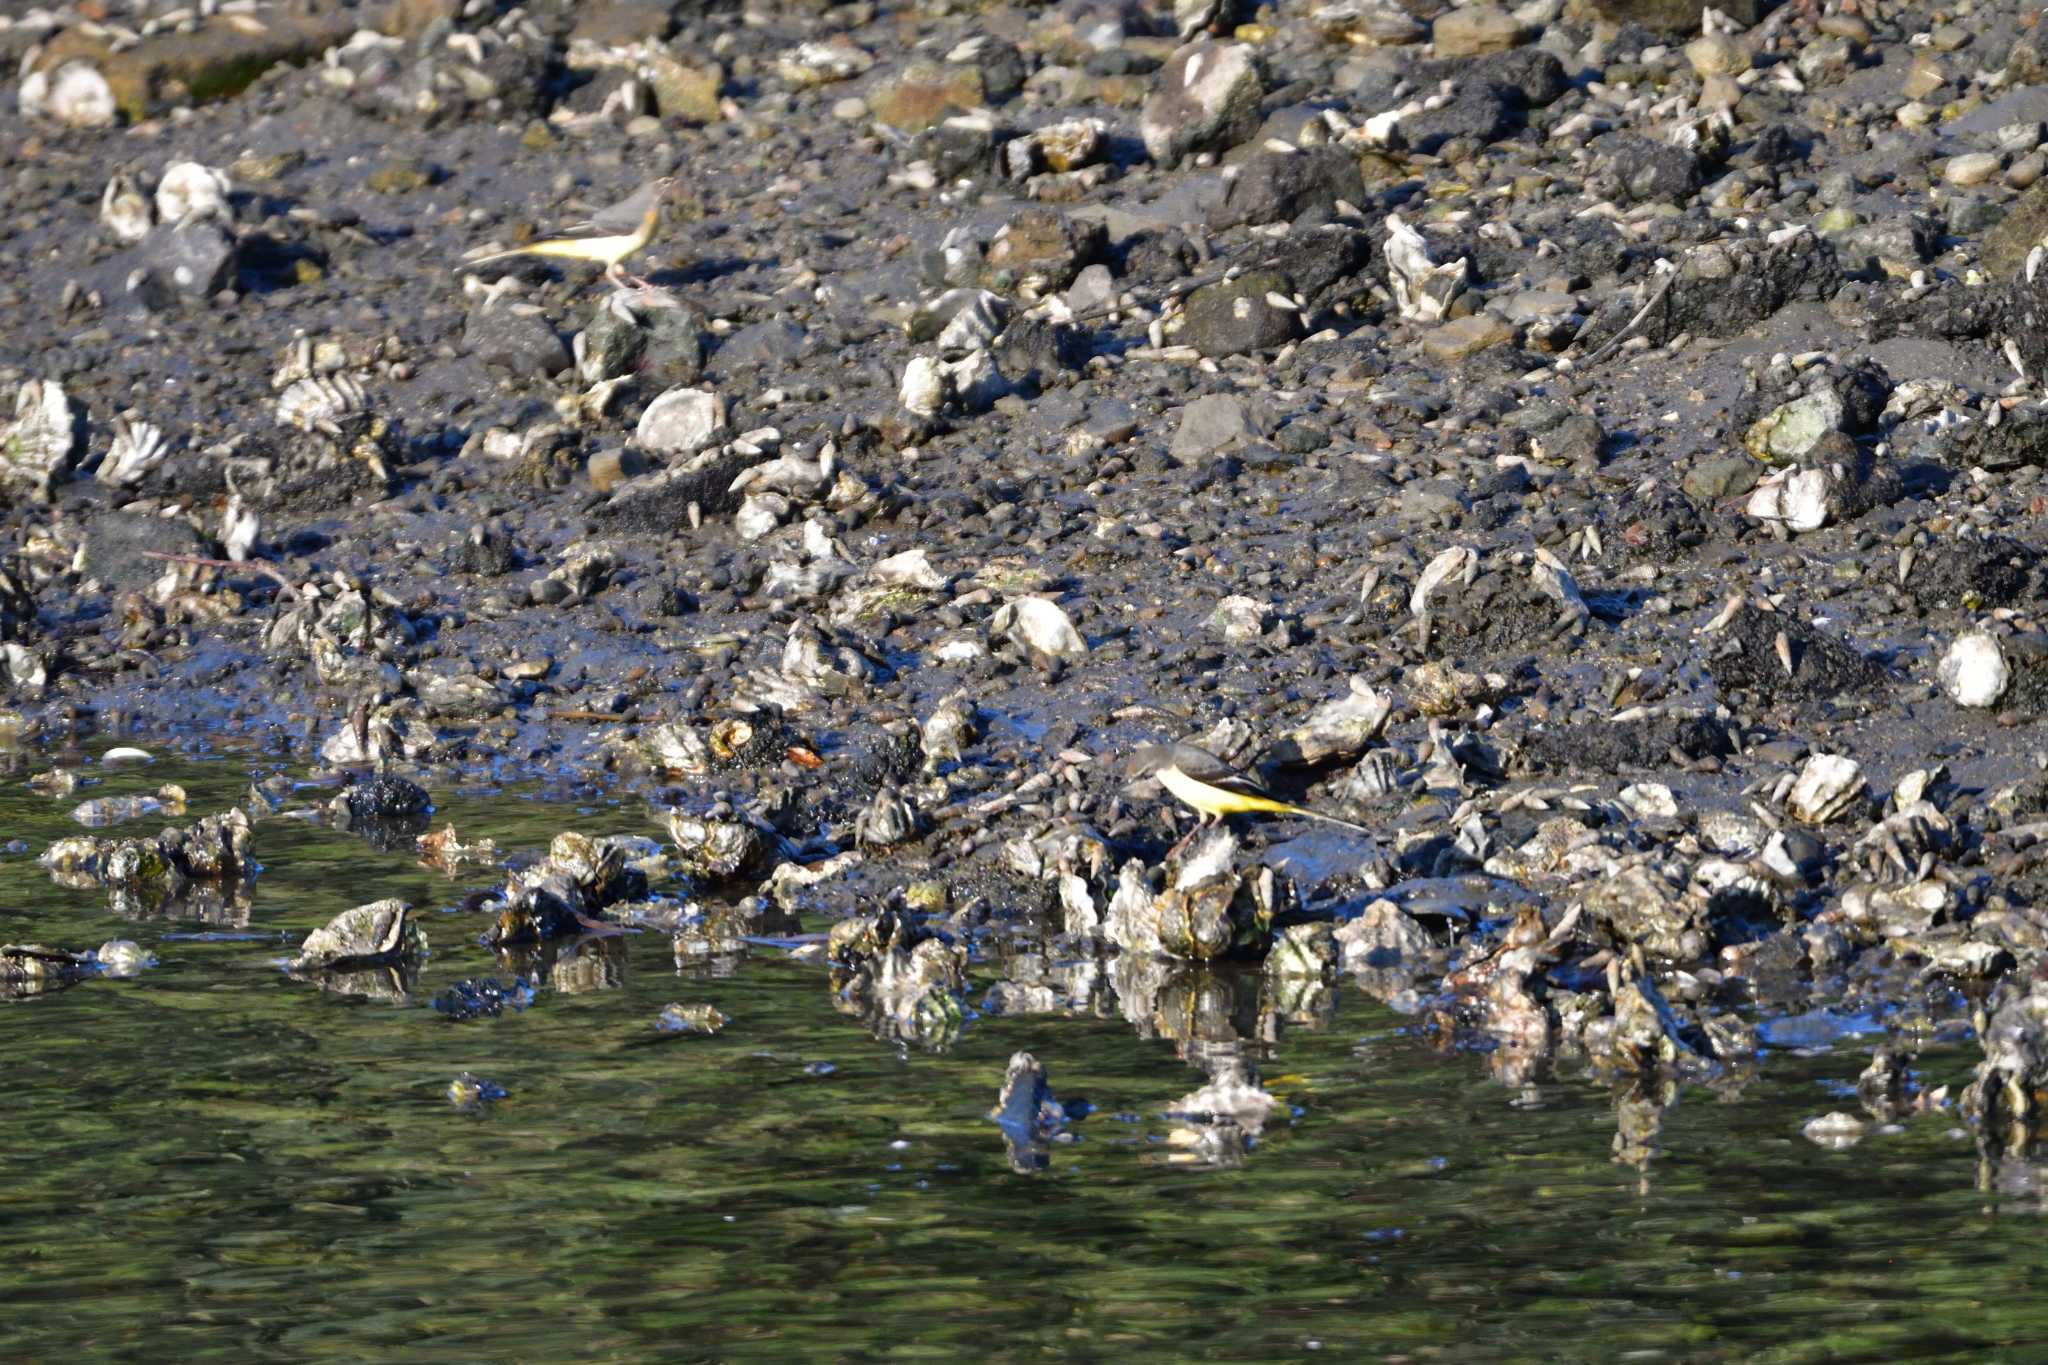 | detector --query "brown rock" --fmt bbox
[1431,6,1526,58]
[869,61,986,131]
[645,55,723,123]
[1422,314,1513,361]
[568,0,676,49]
